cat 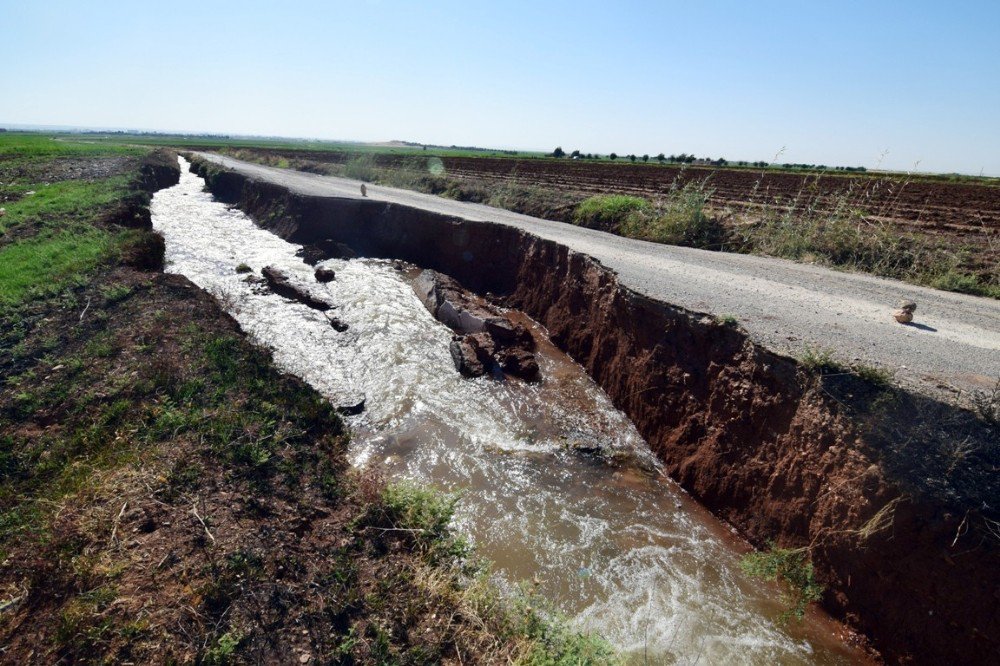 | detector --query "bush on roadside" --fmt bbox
[619,182,725,250]
[342,153,379,182]
[573,194,650,232]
